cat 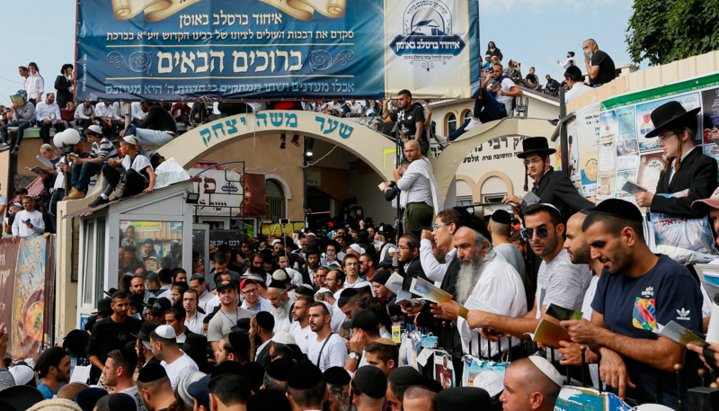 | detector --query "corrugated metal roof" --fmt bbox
[10,176,45,203]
